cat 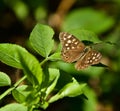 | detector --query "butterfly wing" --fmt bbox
[59,32,86,63]
[75,50,102,70]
